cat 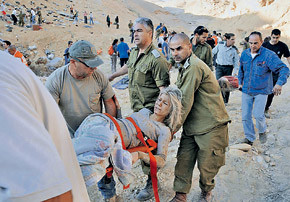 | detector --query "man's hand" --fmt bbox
[191,35,197,46]
[273,84,282,96]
